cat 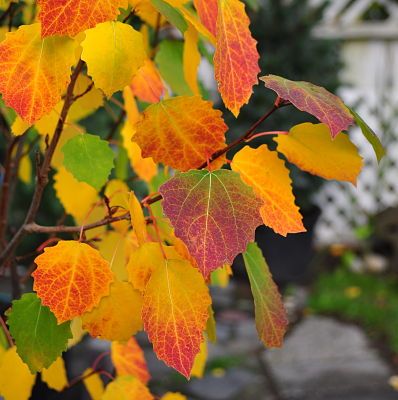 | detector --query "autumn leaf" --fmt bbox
[54,167,99,222]
[33,241,113,323]
[82,281,143,341]
[214,0,259,117]
[127,242,183,291]
[261,75,354,138]
[243,243,288,347]
[275,123,363,184]
[152,0,188,32]
[162,393,187,400]
[6,293,72,373]
[143,259,211,378]
[121,120,158,183]
[129,191,147,245]
[231,145,305,237]
[191,339,207,378]
[194,0,217,36]
[102,375,153,400]
[81,21,146,97]
[183,24,201,95]
[82,368,104,400]
[130,59,165,103]
[155,40,193,96]
[38,0,128,37]
[111,337,150,383]
[159,170,263,277]
[41,357,68,391]
[0,347,36,400]
[134,96,227,171]
[0,23,77,123]
[348,106,385,162]
[62,133,114,190]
